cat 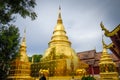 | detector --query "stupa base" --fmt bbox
[100,72,119,80]
[35,76,82,80]
[7,76,34,80]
